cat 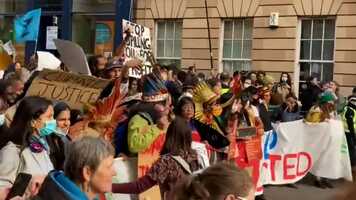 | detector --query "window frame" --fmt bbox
[155,20,182,66]
[298,18,336,82]
[220,18,253,73]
